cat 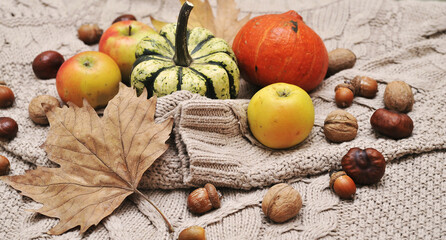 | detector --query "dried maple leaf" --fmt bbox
[0,83,173,235]
[212,0,251,45]
[151,0,250,46]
